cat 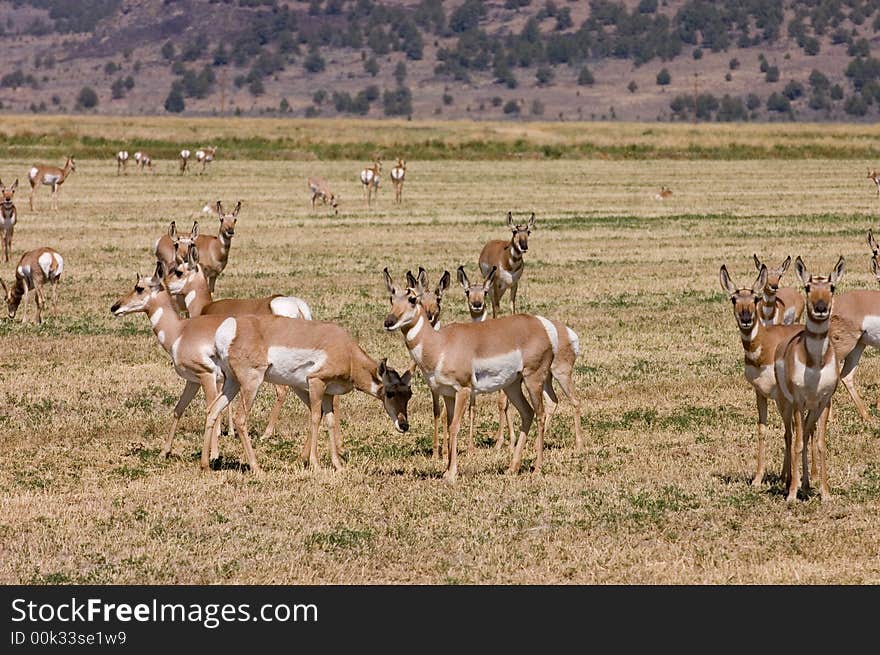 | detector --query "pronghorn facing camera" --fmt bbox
[1,178,19,262]
[116,150,130,175]
[868,169,880,196]
[775,256,845,502]
[654,186,673,200]
[720,263,802,486]
[390,158,406,204]
[179,149,191,174]
[1,247,63,324]
[360,159,381,207]
[195,146,217,174]
[154,220,198,275]
[478,211,535,318]
[202,314,412,472]
[307,176,339,215]
[28,156,75,211]
[752,254,805,326]
[194,200,240,293]
[383,269,557,481]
